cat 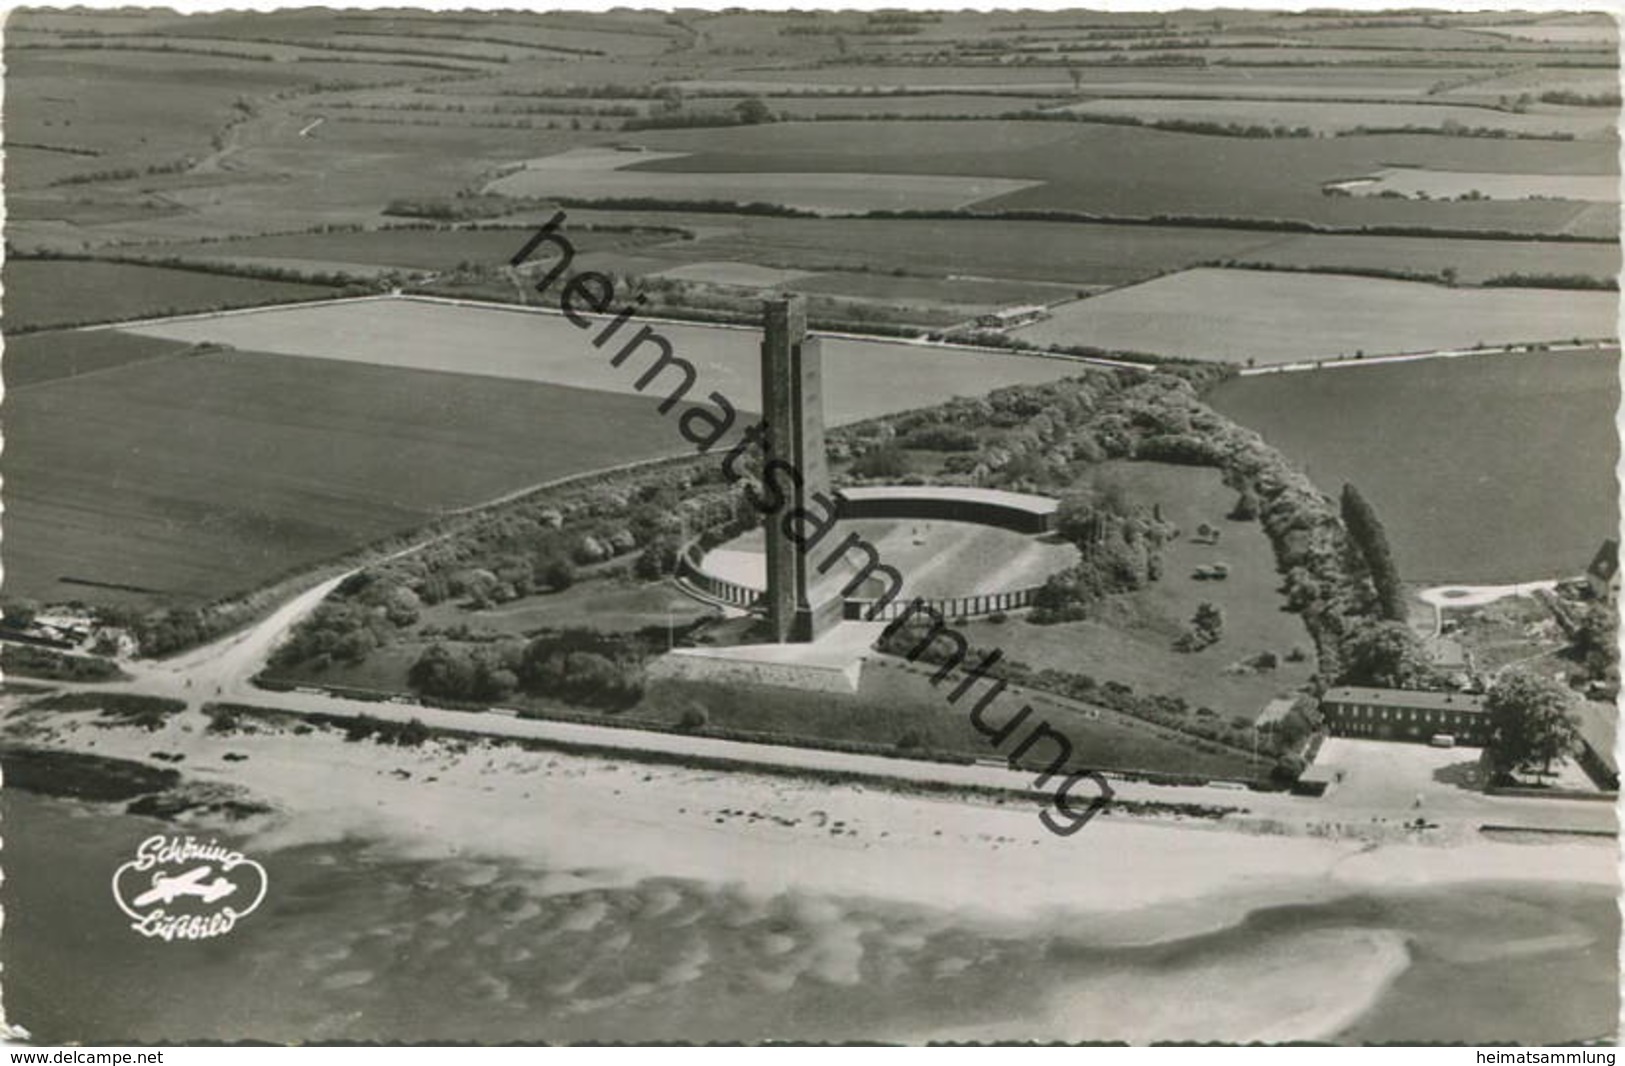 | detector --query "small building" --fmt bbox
[975,305,1049,330]
[1255,697,1297,729]
[1293,763,1340,797]
[1587,538,1618,601]
[1320,685,1489,746]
